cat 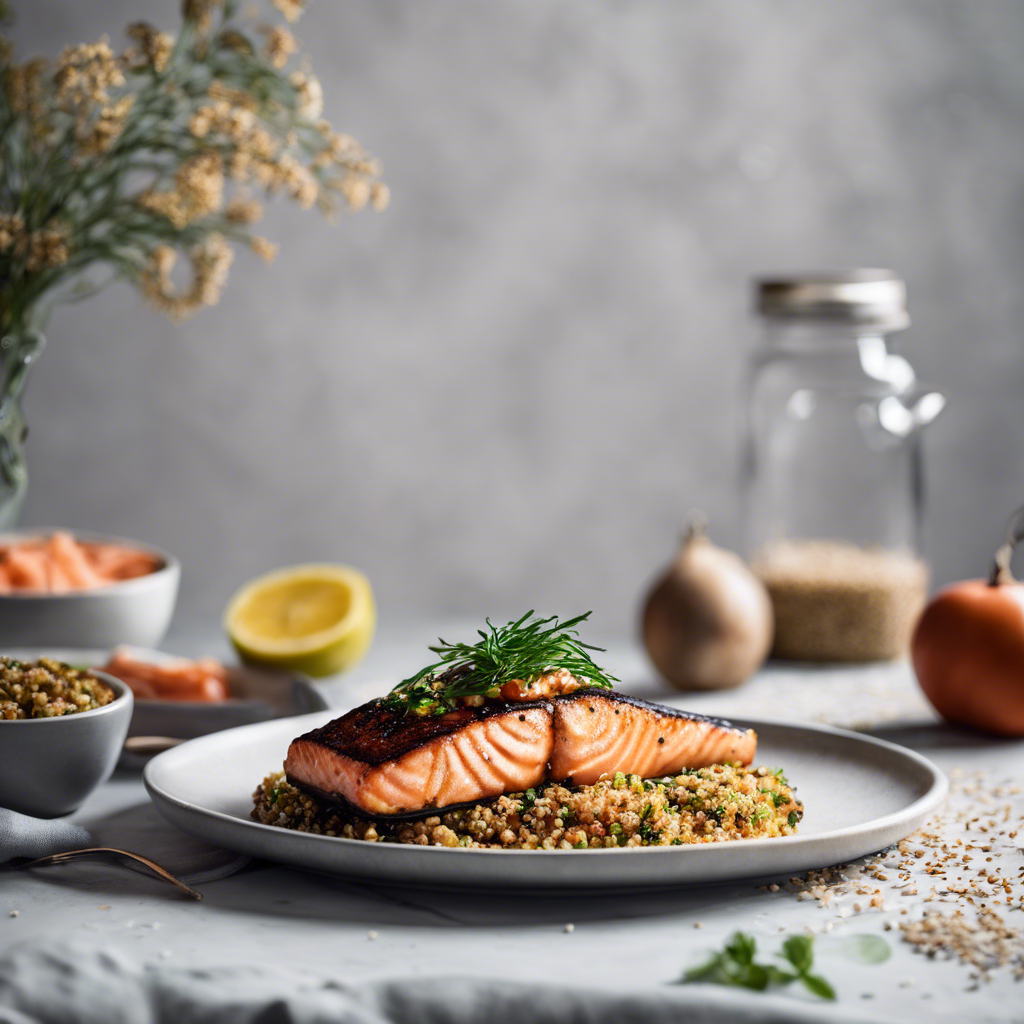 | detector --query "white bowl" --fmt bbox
[0,670,133,818]
[0,530,179,648]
